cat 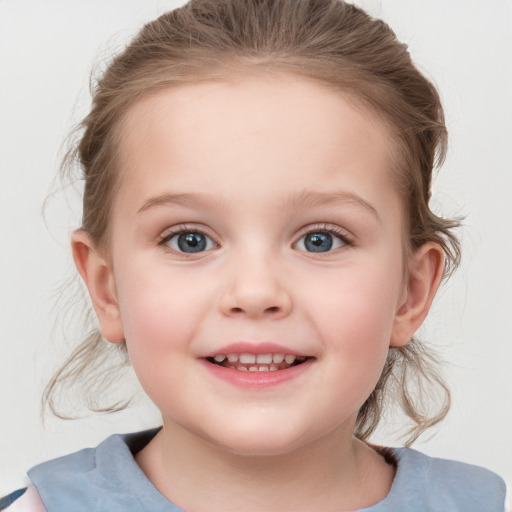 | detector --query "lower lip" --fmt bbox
[200,358,314,388]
